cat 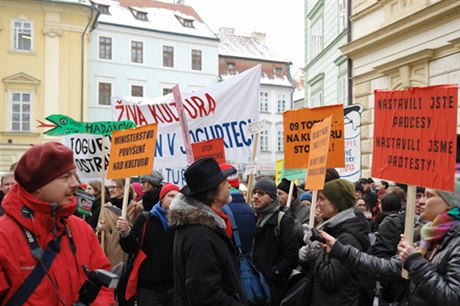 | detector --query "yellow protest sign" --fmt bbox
[107,124,157,179]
